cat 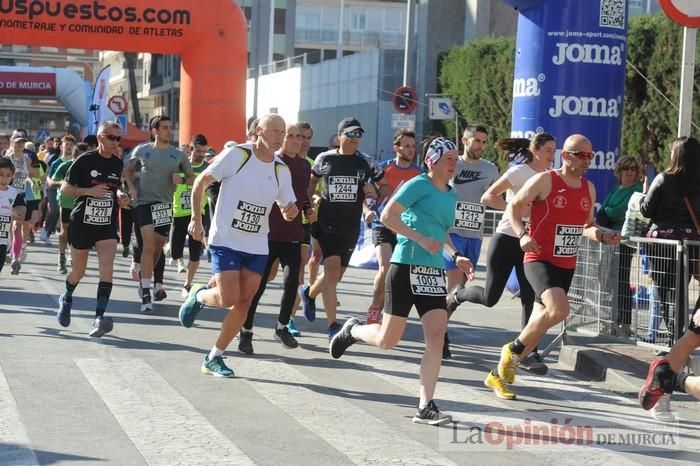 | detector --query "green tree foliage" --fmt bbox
[438,13,700,171]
